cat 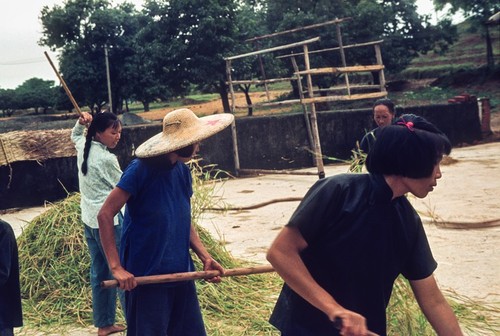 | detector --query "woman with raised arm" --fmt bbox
[71,111,125,336]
